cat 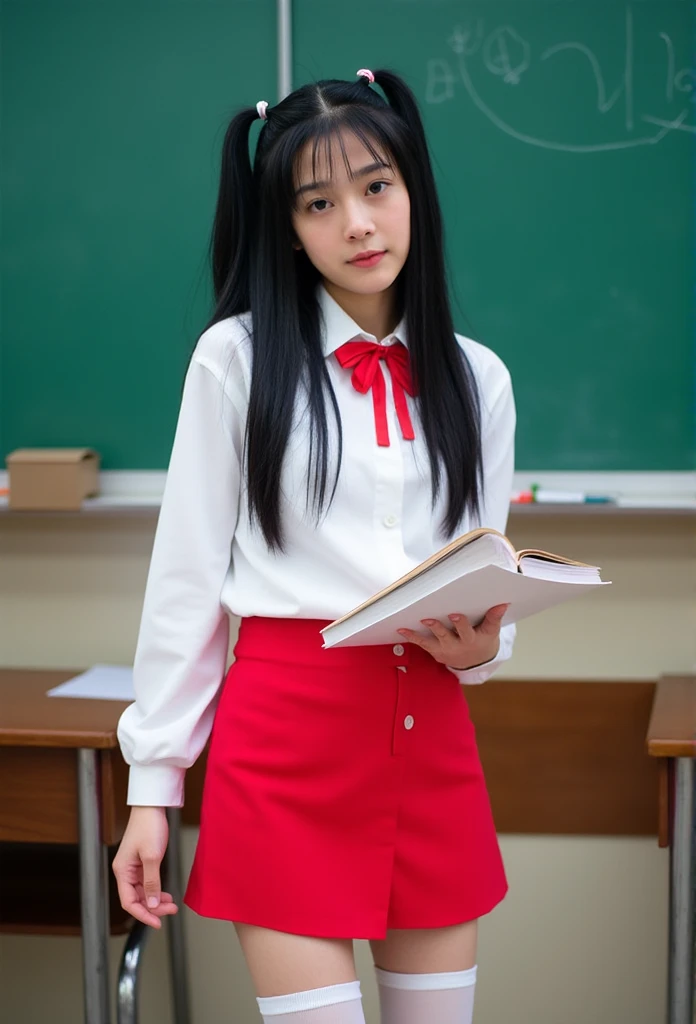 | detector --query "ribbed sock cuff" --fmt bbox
[257,979,362,1015]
